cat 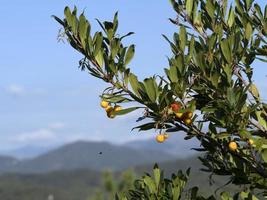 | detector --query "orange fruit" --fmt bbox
[114,105,122,112]
[105,106,113,113]
[175,112,183,119]
[170,102,182,112]
[100,100,109,108]
[183,118,192,125]
[183,111,193,119]
[156,135,165,143]
[106,109,116,119]
[248,139,254,145]
[229,141,237,151]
